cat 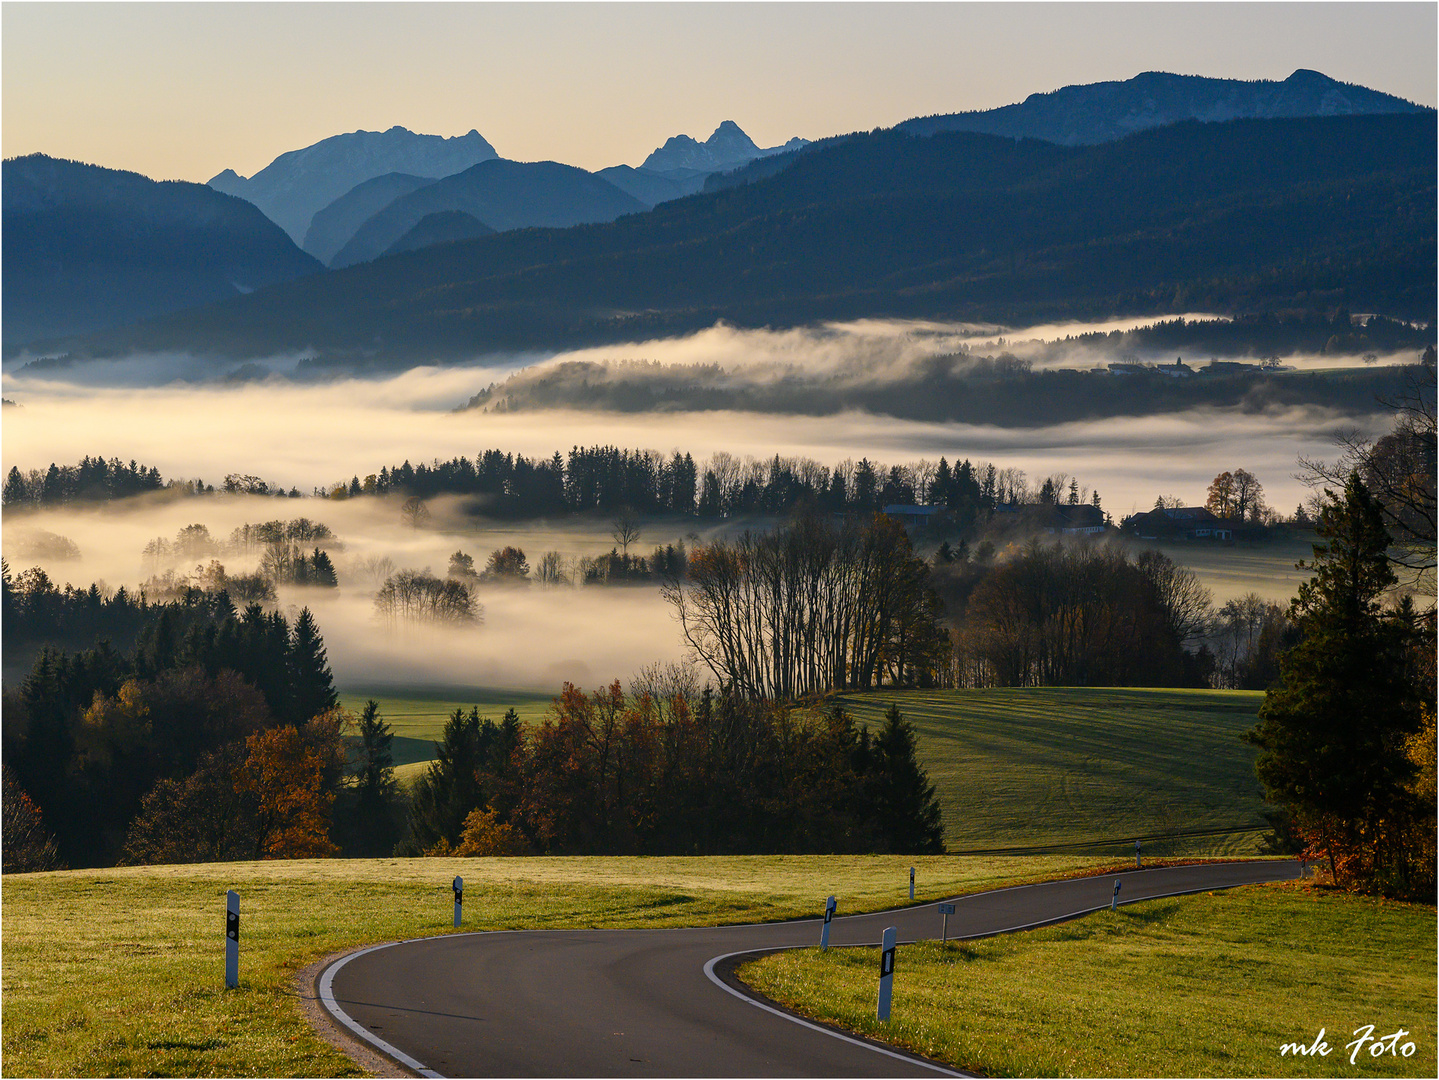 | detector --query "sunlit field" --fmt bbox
[740,881,1436,1078]
[1,854,1121,1078]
